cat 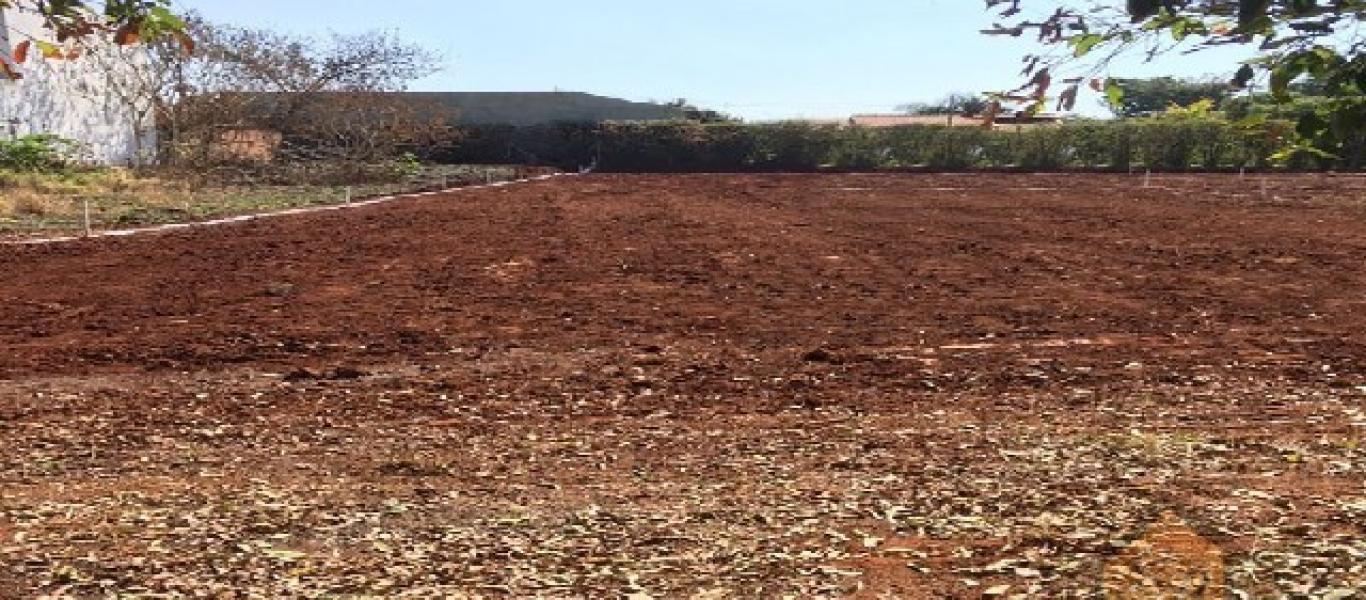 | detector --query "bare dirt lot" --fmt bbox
[1,173,1364,598]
